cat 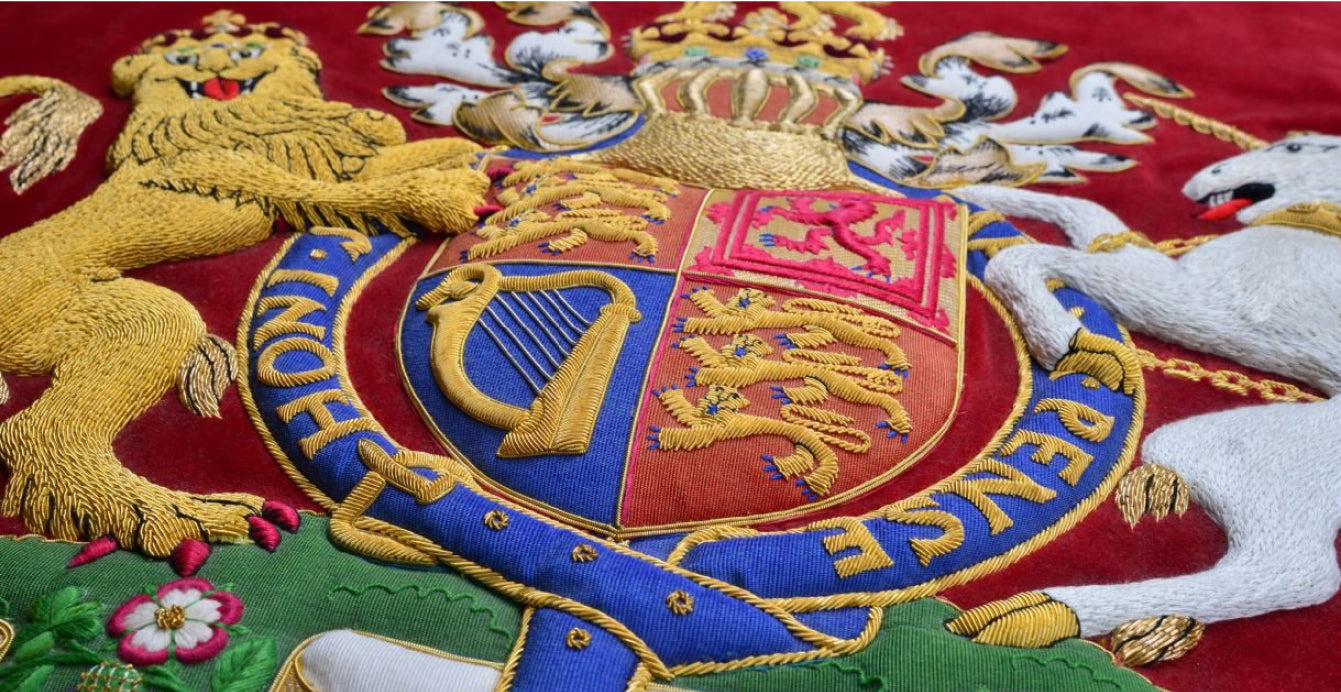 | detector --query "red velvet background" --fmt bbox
[2,3,1340,690]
